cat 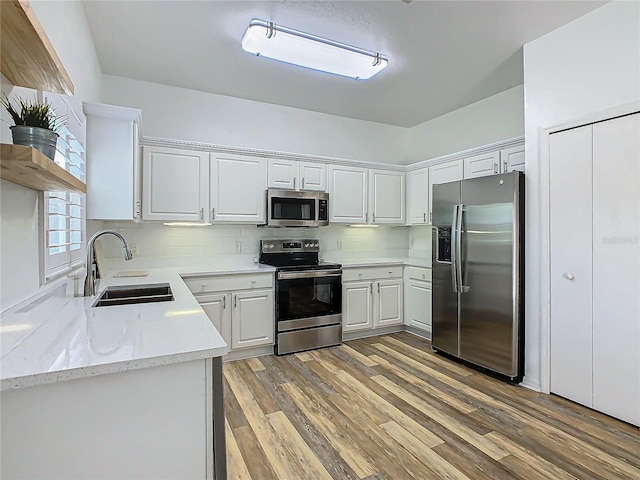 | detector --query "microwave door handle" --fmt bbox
[451,205,459,293]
